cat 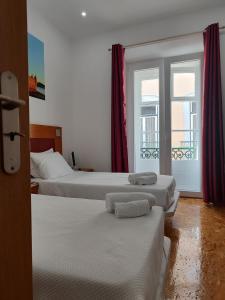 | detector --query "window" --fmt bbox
[171,60,200,100]
[129,54,202,192]
[170,58,201,191]
[134,66,160,172]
